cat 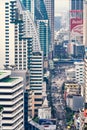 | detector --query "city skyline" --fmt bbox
[0,0,87,129]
